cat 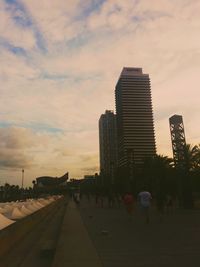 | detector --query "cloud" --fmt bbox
[20,0,84,46]
[0,127,50,170]
[0,126,59,170]
[0,1,36,50]
[0,126,100,182]
[0,149,32,169]
[0,127,35,169]
[0,127,49,149]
